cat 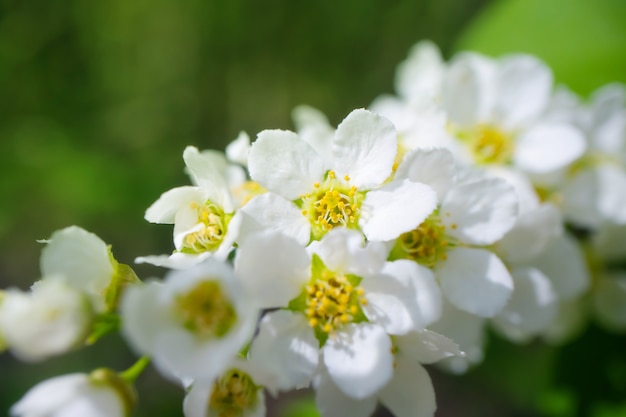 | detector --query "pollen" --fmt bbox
[174,280,237,338]
[390,213,453,268]
[181,201,231,254]
[299,170,365,240]
[305,274,365,335]
[463,124,514,165]
[210,369,259,417]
